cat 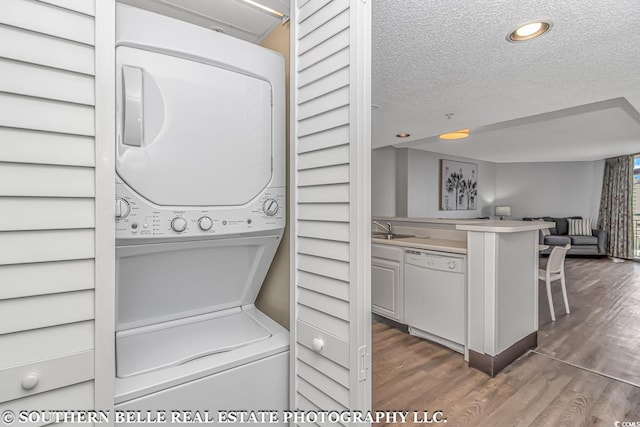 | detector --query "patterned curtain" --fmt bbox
[597,155,634,259]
